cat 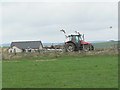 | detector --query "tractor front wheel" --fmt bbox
[83,44,94,51]
[83,44,90,51]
